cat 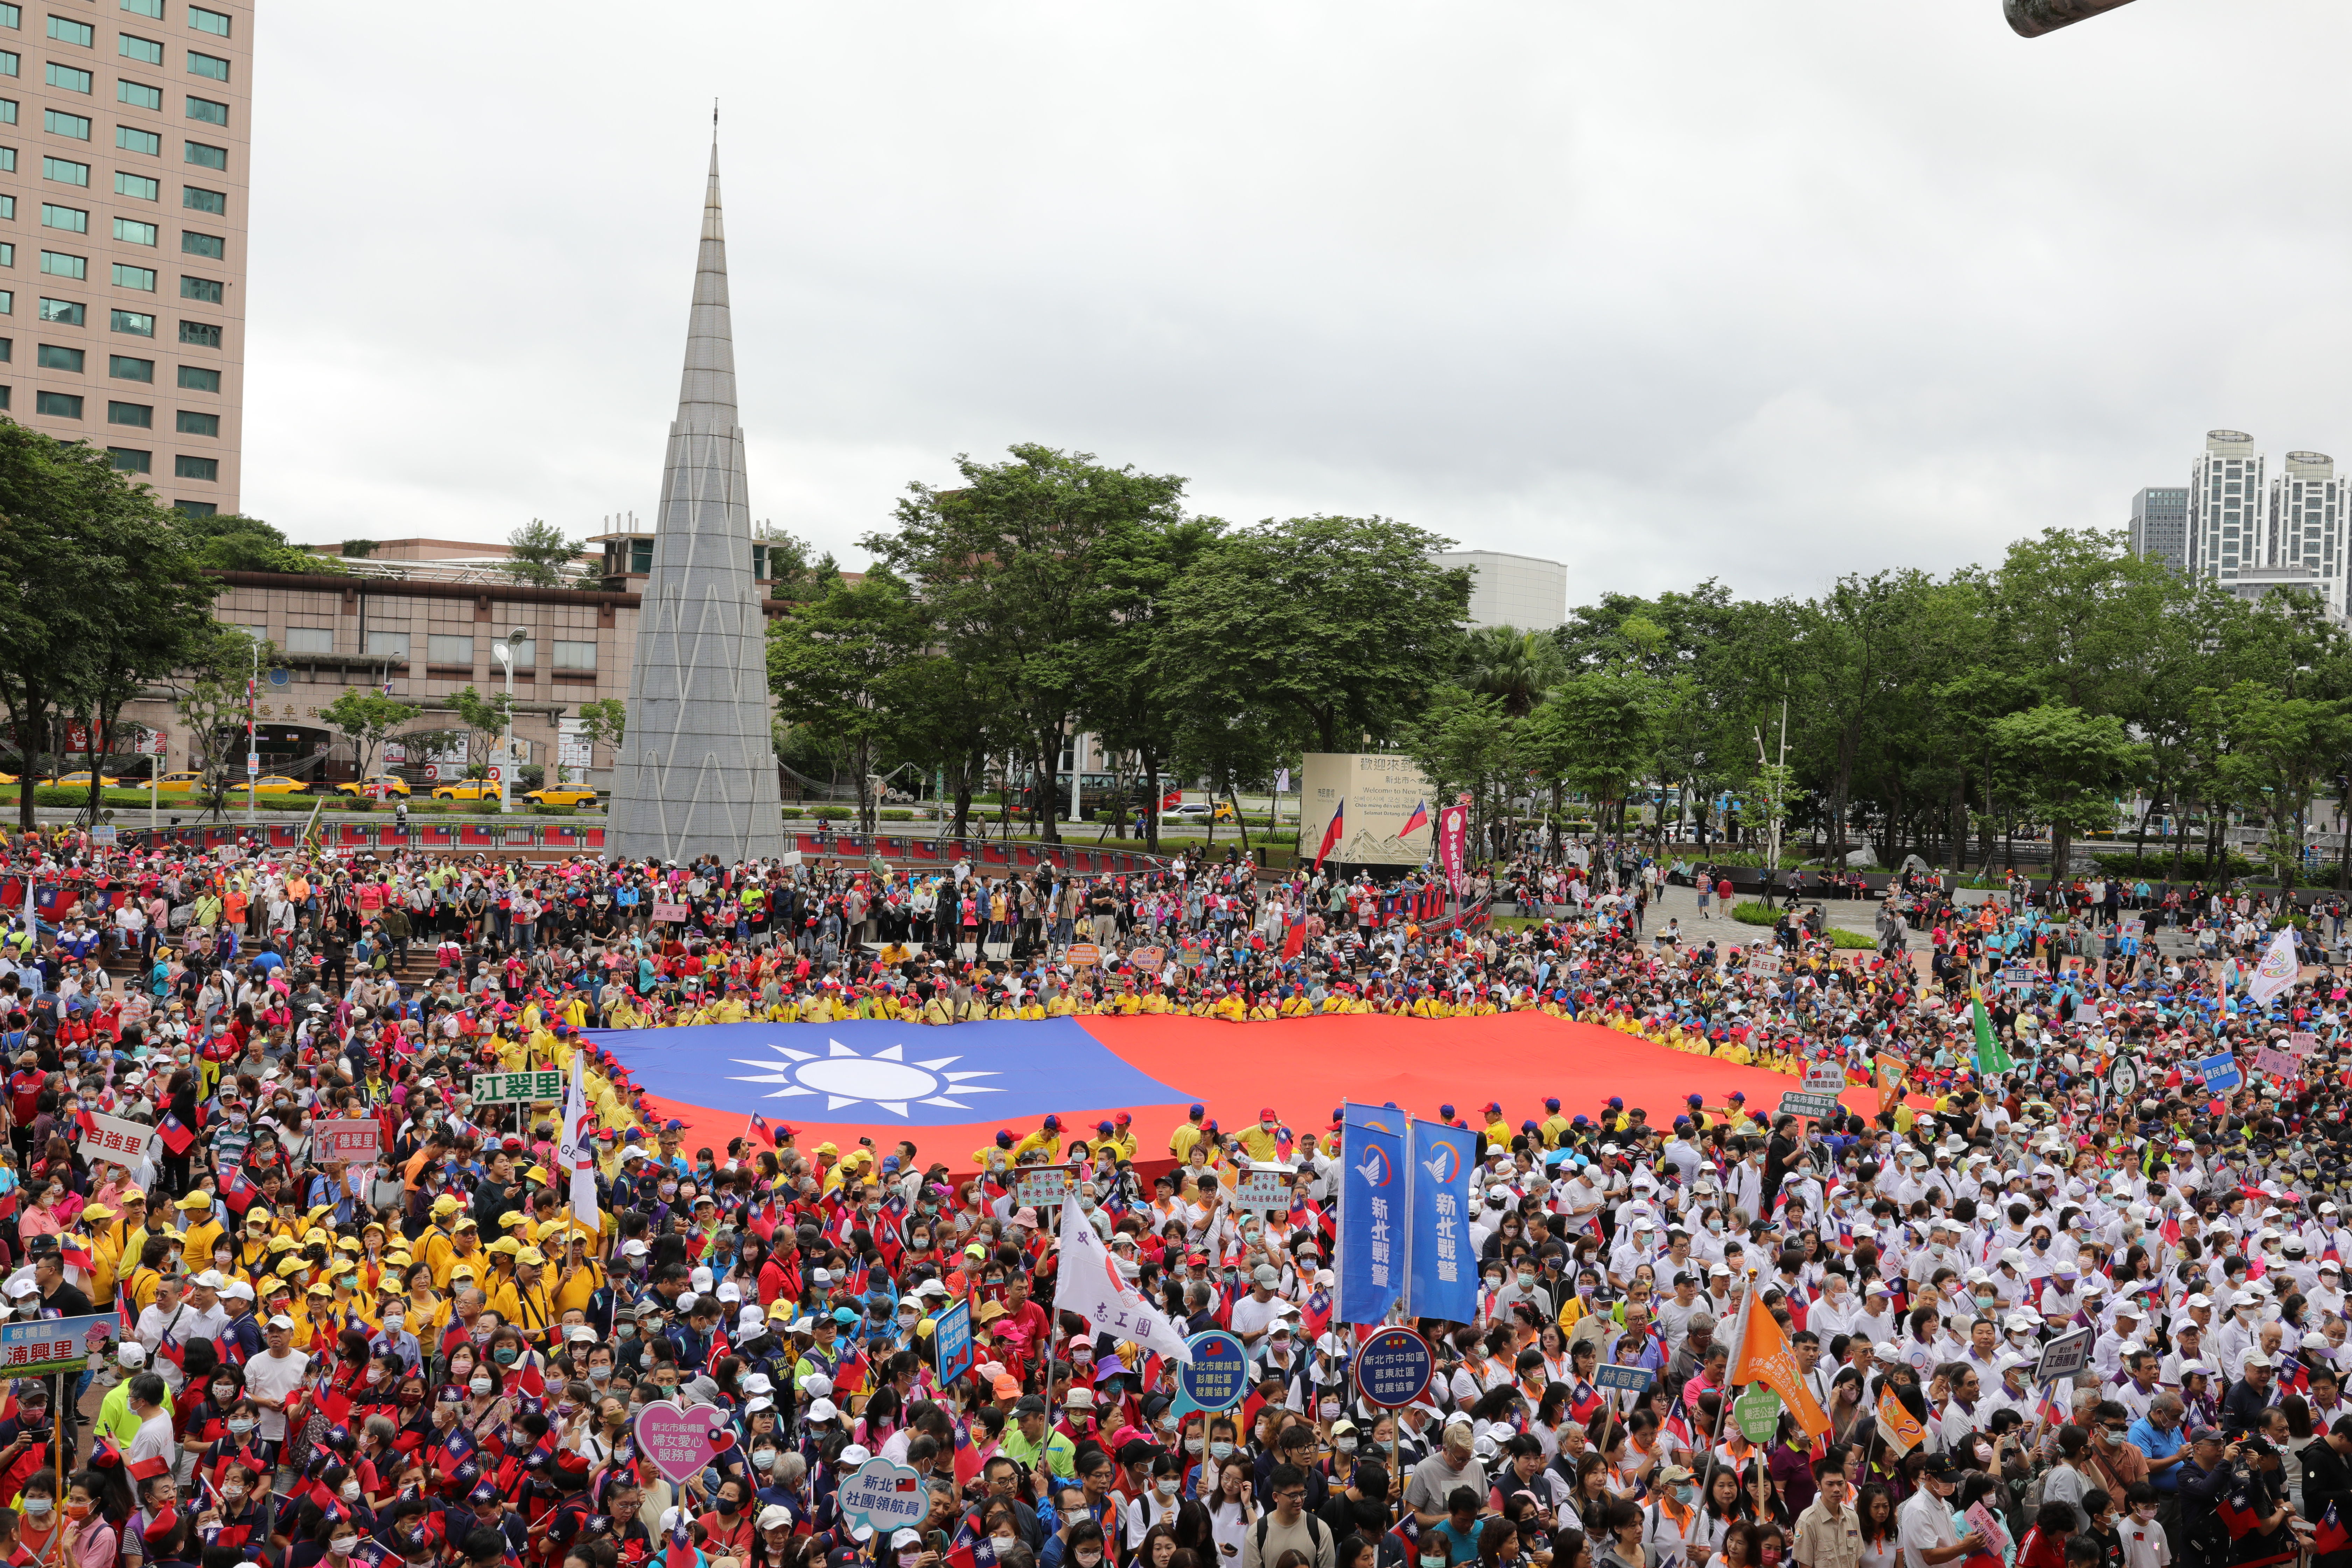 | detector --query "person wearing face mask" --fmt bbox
[1125,1454,1188,1553]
